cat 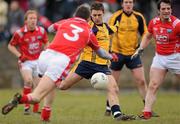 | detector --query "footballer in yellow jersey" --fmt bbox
[59,2,133,120]
[108,0,148,71]
[81,20,117,65]
[109,8,147,70]
[70,18,117,72]
[109,9,147,56]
